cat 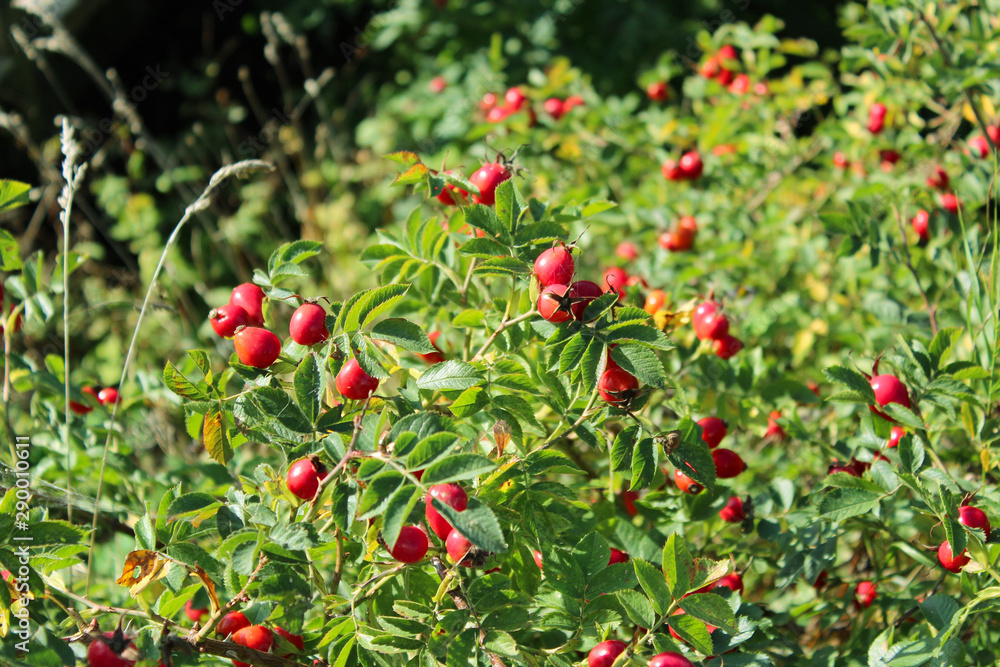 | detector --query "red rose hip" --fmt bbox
[698,416,728,448]
[390,526,429,563]
[230,283,266,326]
[286,458,327,500]
[598,367,639,406]
[587,639,628,667]
[719,496,746,523]
[335,358,380,400]
[534,245,575,287]
[234,327,282,368]
[289,303,329,345]
[469,162,512,206]
[209,304,250,338]
[425,483,469,540]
